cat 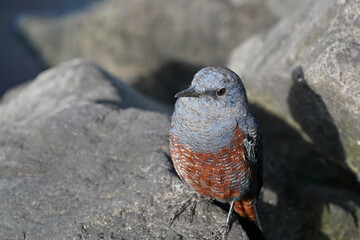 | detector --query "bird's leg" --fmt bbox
[189,197,197,223]
[214,201,235,240]
[169,193,199,227]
